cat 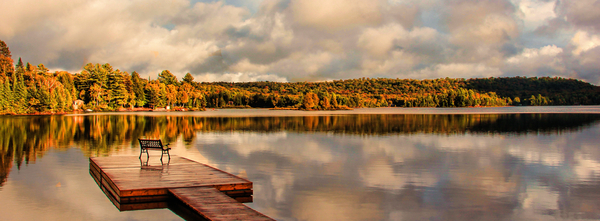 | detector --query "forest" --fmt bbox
[1,39,600,115]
